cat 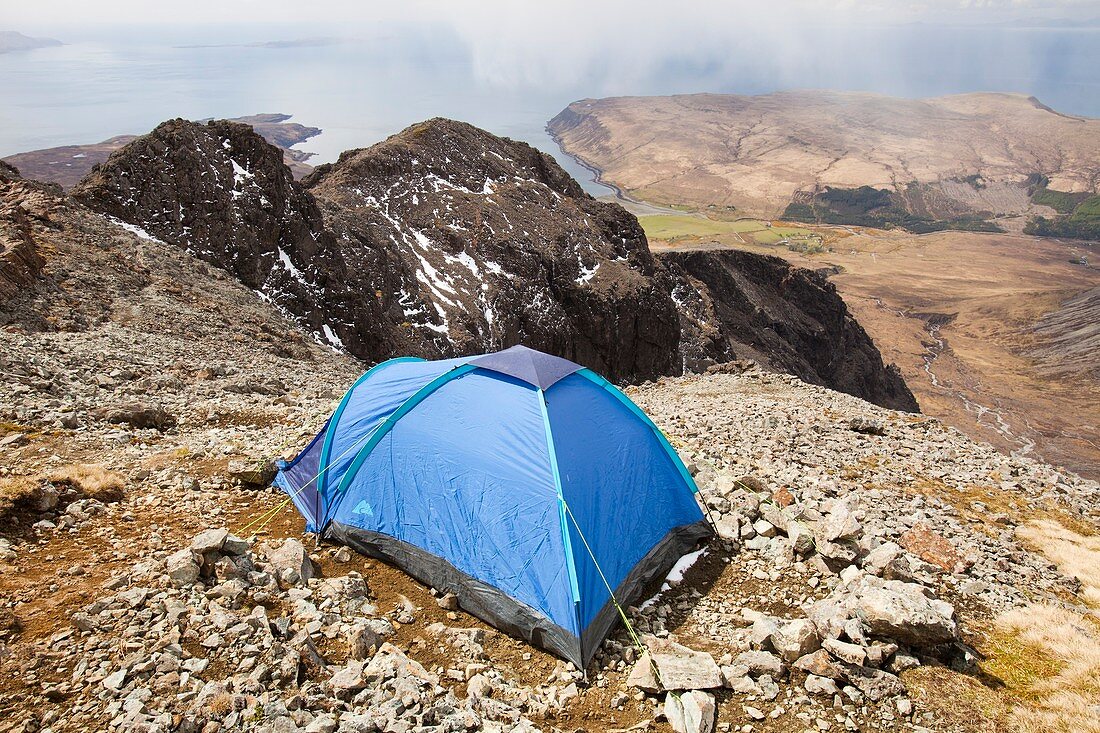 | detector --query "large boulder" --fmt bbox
[666,690,716,733]
[626,637,723,692]
[848,577,958,646]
